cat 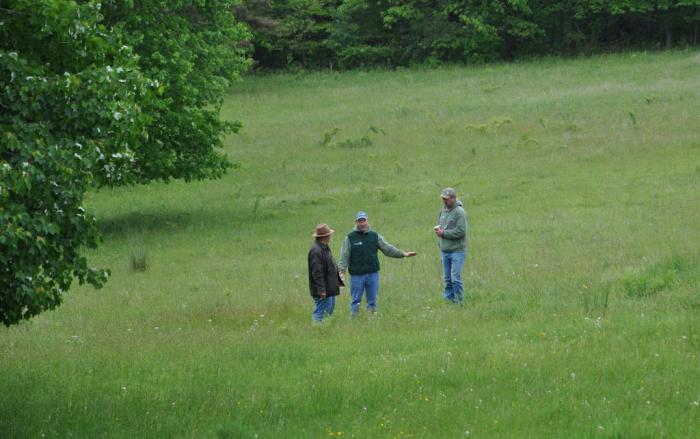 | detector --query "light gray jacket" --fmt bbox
[437,200,468,252]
